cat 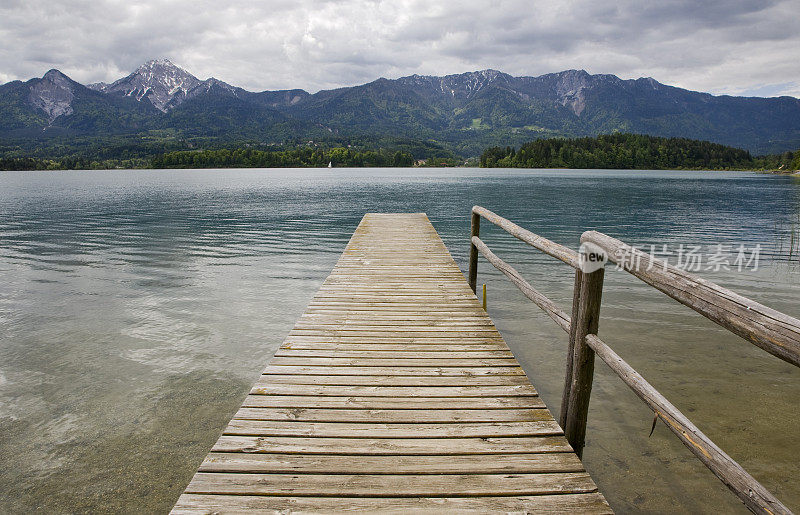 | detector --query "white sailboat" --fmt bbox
[328,161,332,168]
